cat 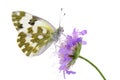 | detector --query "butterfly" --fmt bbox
[12,11,64,56]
